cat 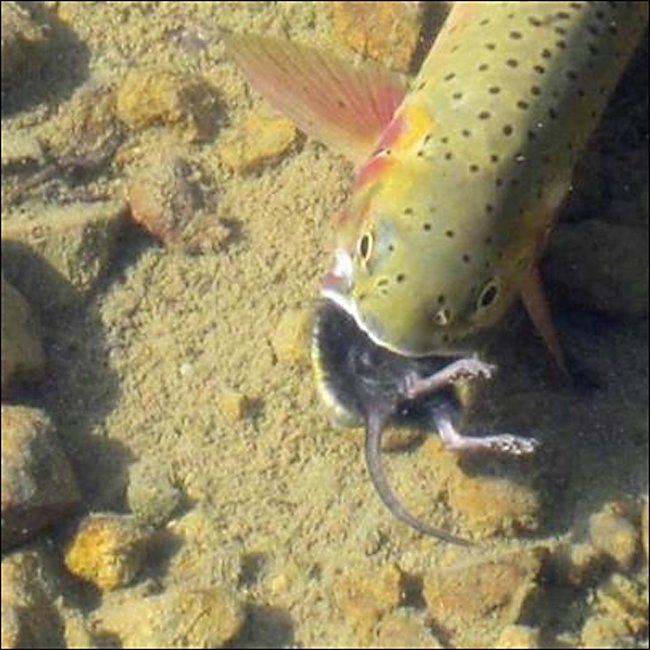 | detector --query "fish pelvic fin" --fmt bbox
[520,265,568,376]
[222,31,407,164]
